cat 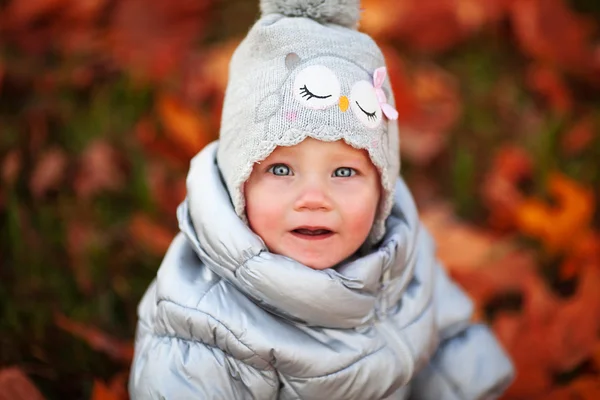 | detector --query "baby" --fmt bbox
[129,0,514,399]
